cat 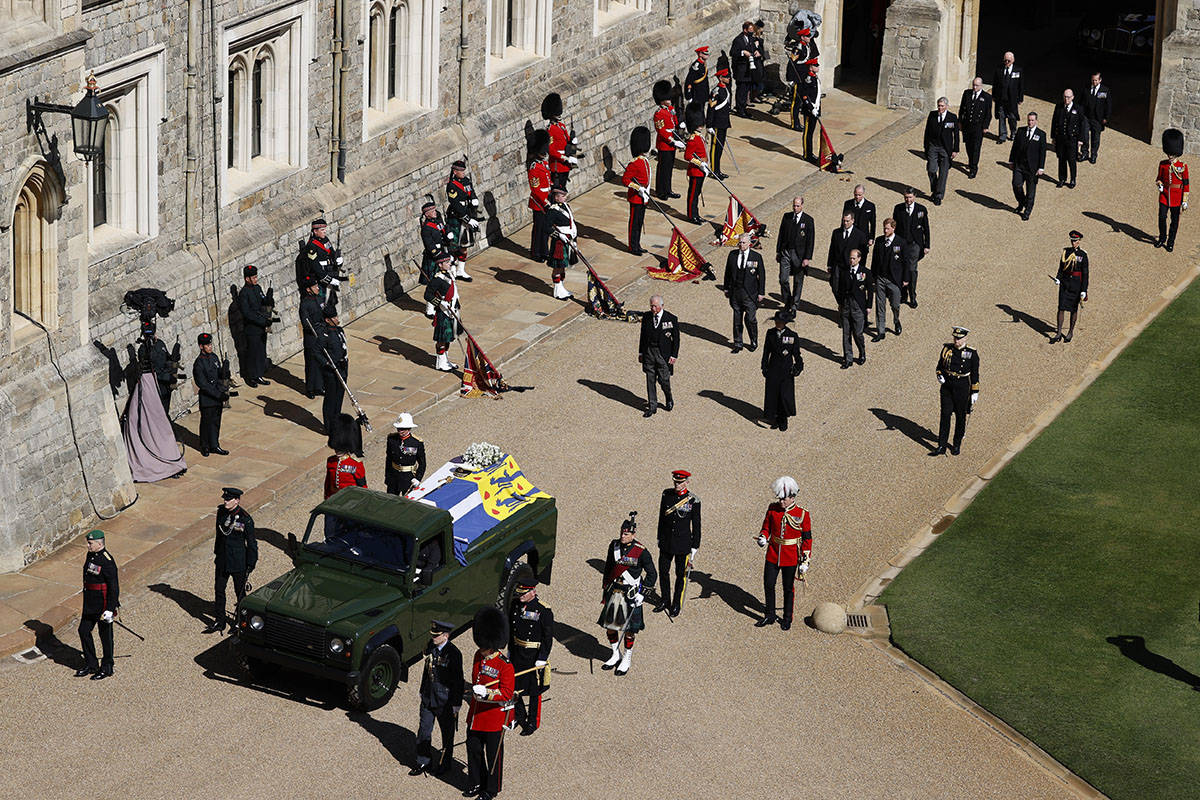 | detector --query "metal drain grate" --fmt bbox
[845,613,870,629]
[12,647,46,664]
